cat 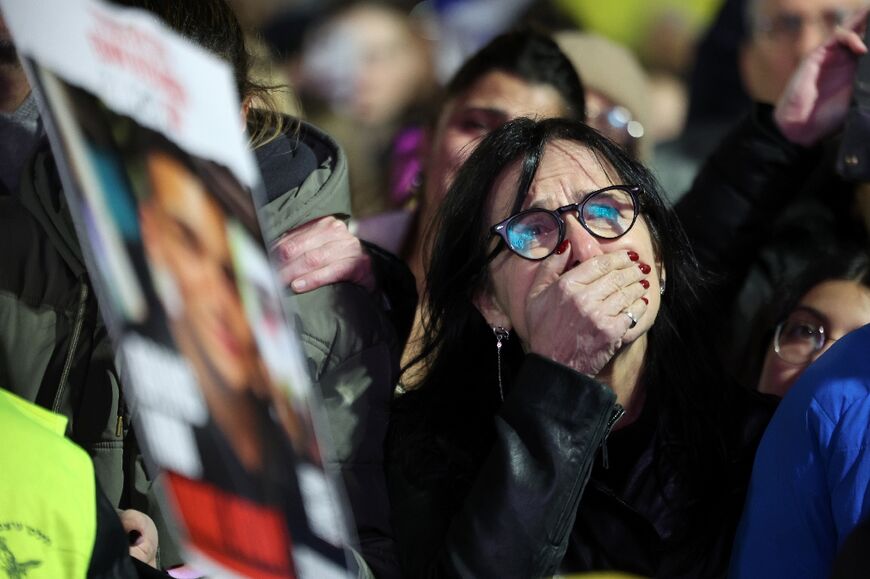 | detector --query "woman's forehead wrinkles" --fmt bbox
[542,141,611,184]
[489,140,621,219]
[527,178,583,209]
[526,143,613,205]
